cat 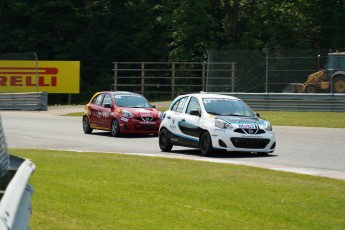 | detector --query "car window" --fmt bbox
[102,94,112,106]
[203,98,255,117]
[113,94,152,108]
[92,93,104,105]
[171,96,188,113]
[186,97,200,114]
